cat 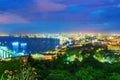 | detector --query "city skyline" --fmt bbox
[0,0,120,33]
